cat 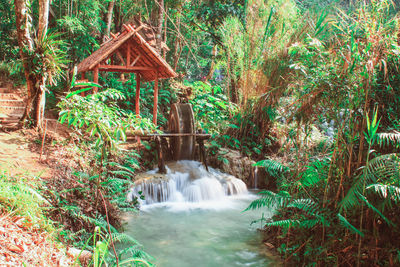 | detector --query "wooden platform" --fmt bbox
[126,132,211,140]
